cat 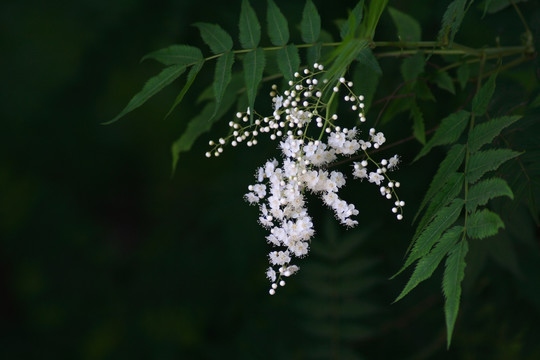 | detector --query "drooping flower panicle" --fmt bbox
[206,63,404,294]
